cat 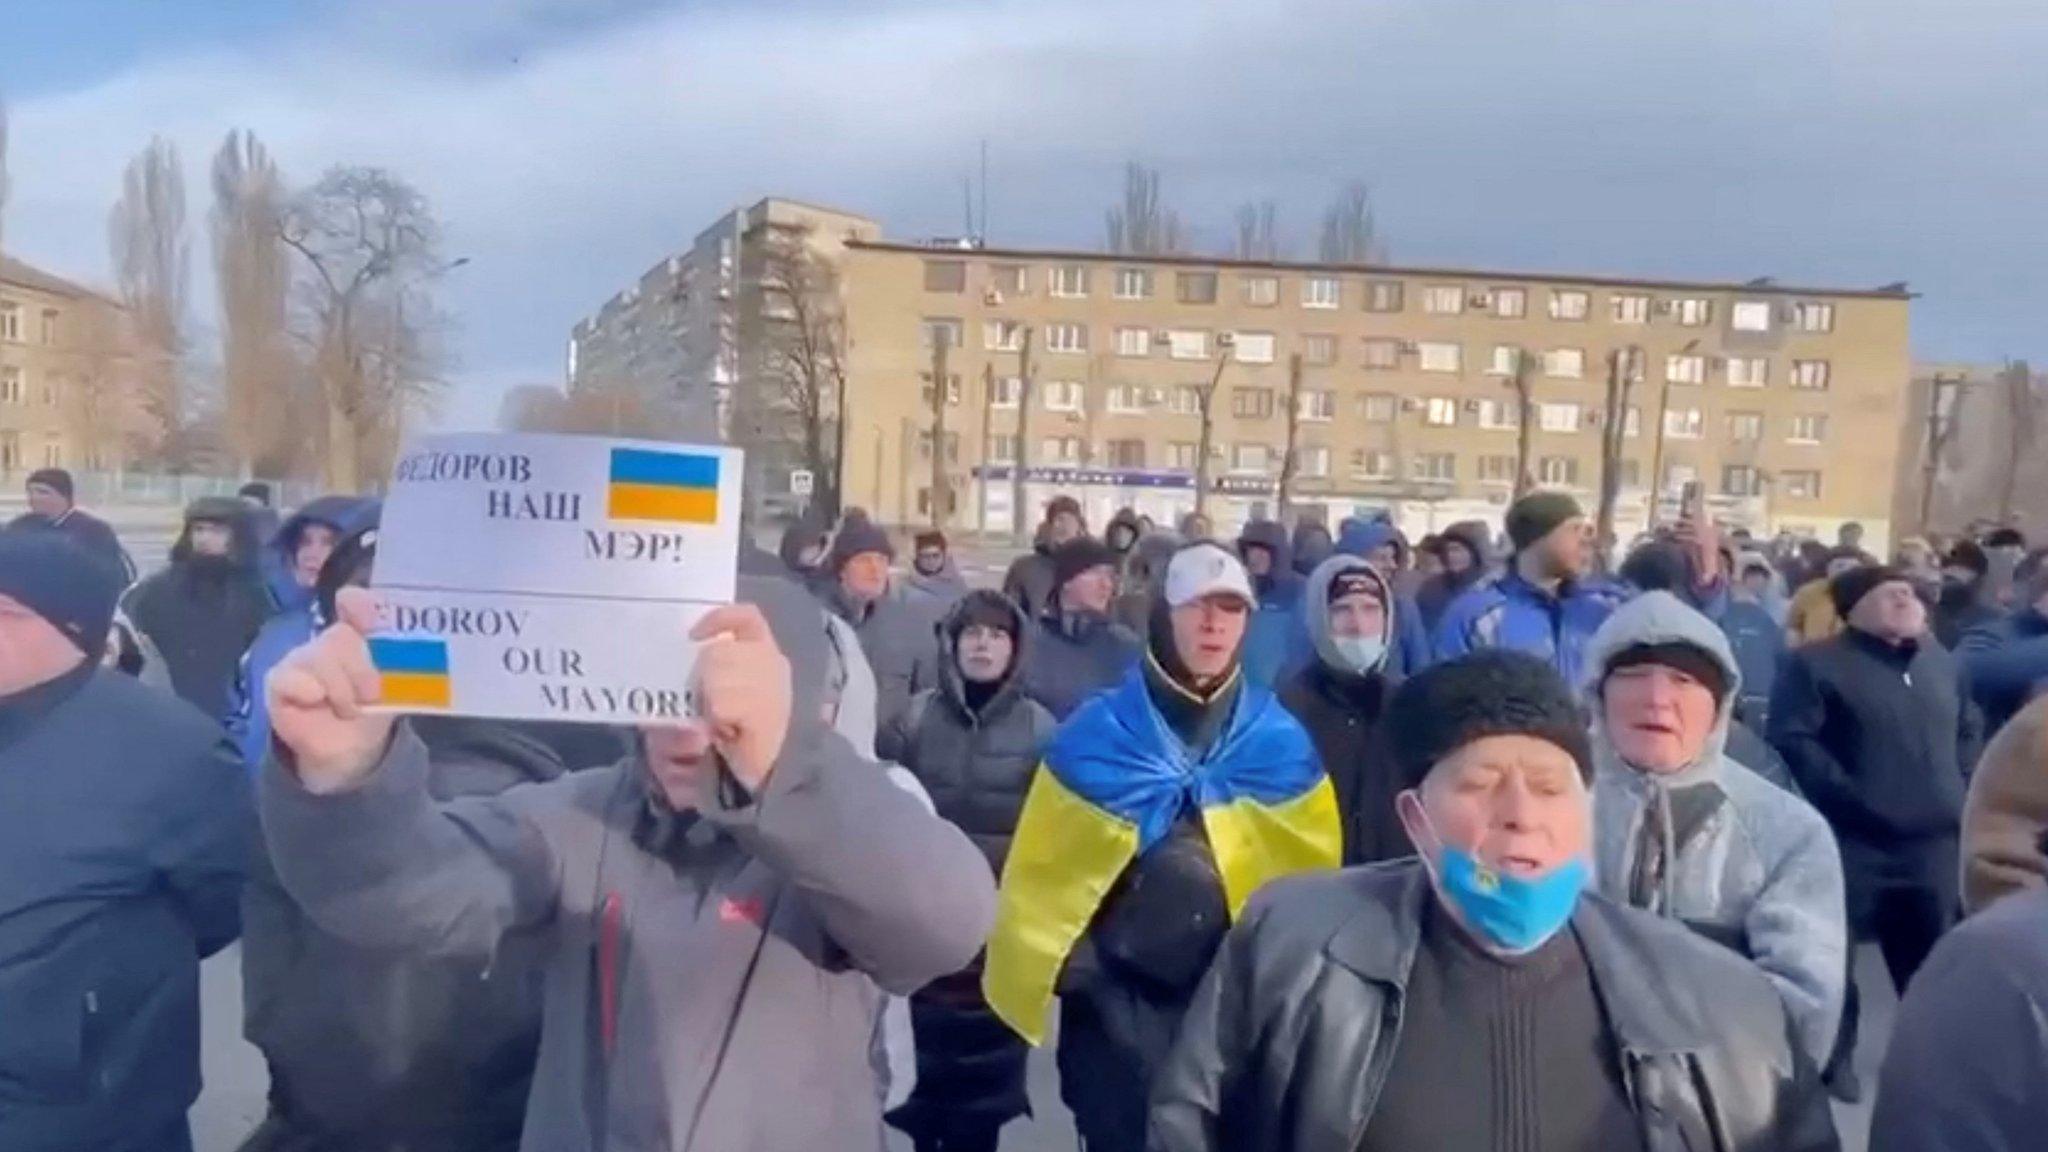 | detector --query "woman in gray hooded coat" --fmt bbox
[1584,590,1848,1070]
